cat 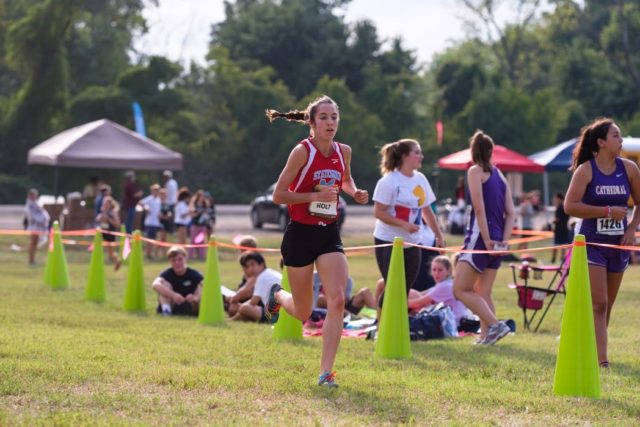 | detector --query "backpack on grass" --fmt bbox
[409,303,458,341]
